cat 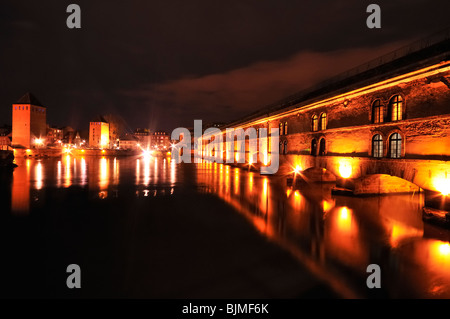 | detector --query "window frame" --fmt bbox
[389,132,402,158]
[372,134,383,158]
[312,115,319,132]
[319,113,327,131]
[389,95,403,122]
